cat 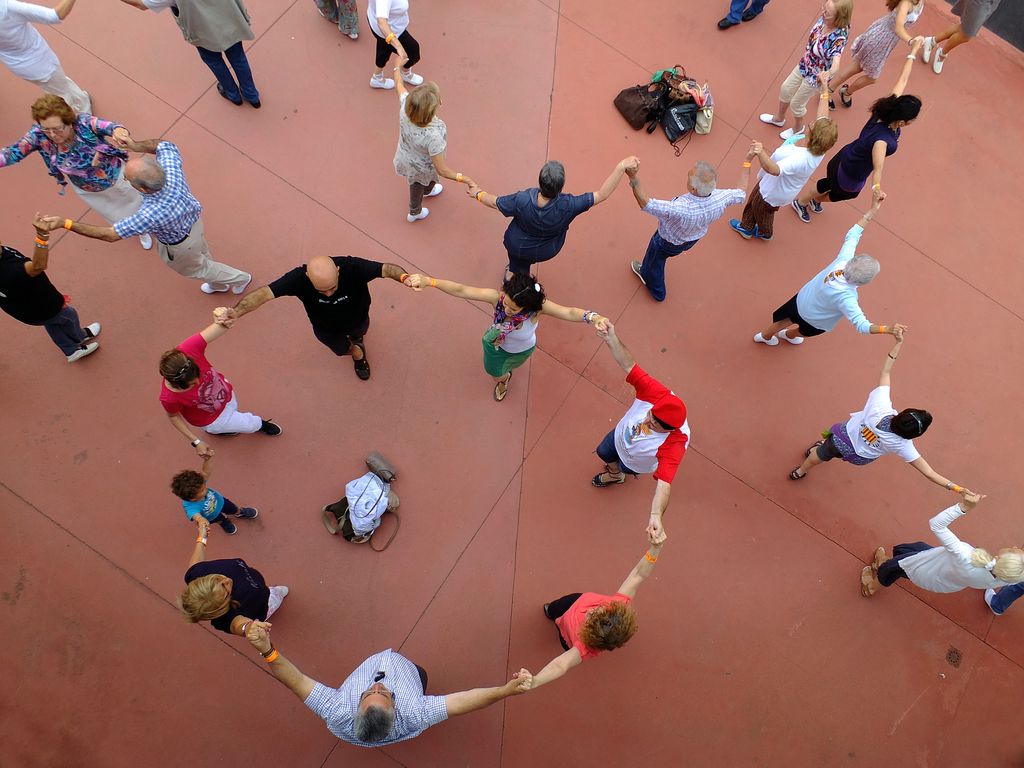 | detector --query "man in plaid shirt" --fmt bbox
[39,139,250,295]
